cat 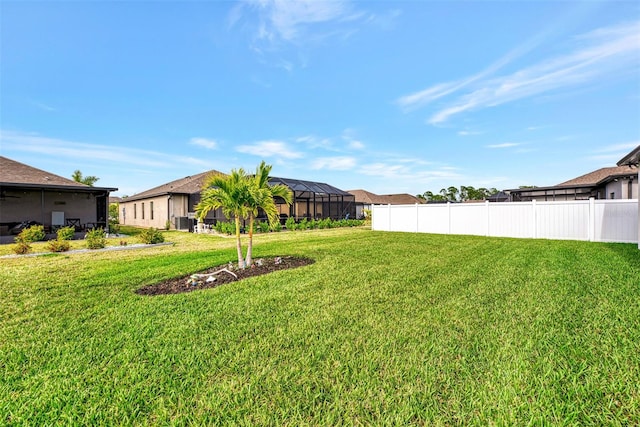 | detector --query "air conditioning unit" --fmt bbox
[175,216,189,230]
